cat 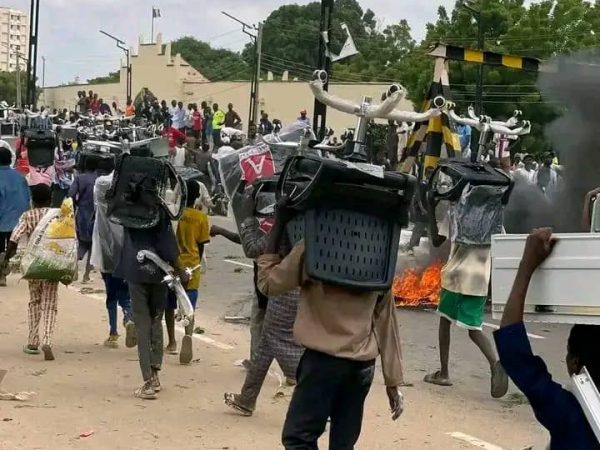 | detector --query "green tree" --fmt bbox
[402,0,600,154]
[171,36,251,81]
[0,71,27,105]
[250,0,375,80]
[87,70,120,84]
